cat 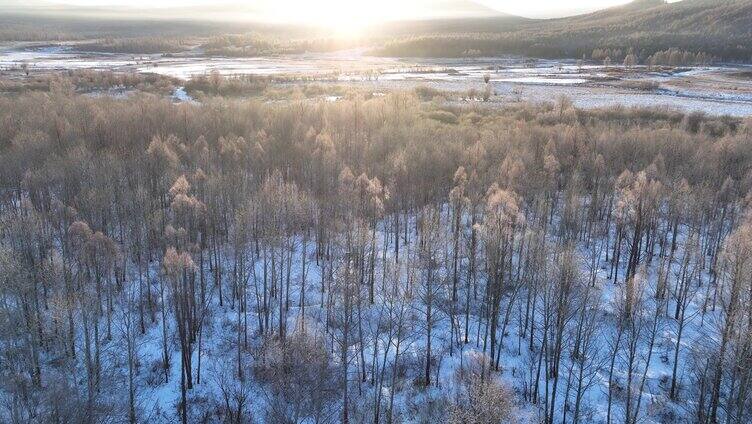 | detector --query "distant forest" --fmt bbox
[374,33,748,63]
[374,0,752,62]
